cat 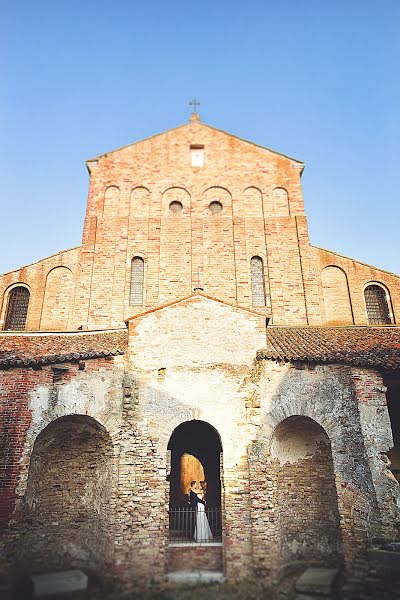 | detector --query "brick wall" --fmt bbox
[0,338,399,593]
[167,546,222,572]
[270,416,342,569]
[72,120,309,329]
[312,246,400,326]
[0,247,79,332]
[321,265,353,324]
[10,415,114,578]
[1,120,400,331]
